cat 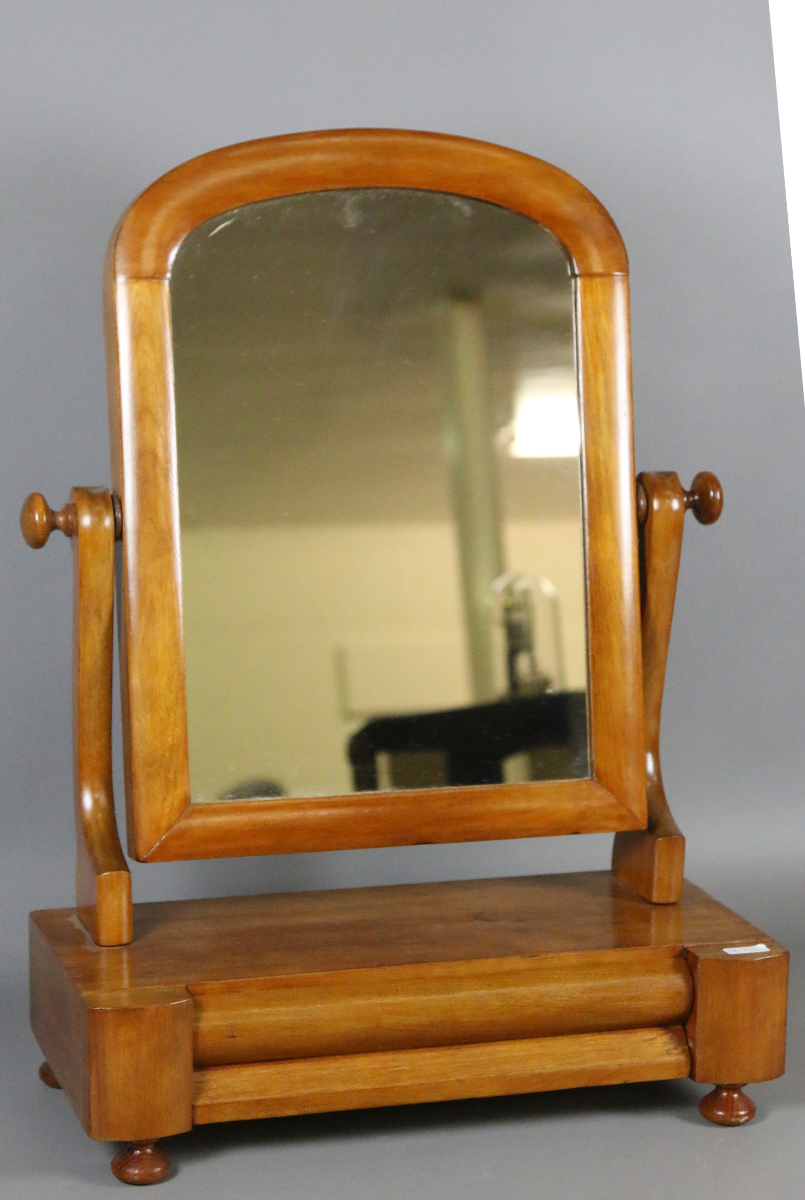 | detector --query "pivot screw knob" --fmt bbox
[20,493,76,548]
